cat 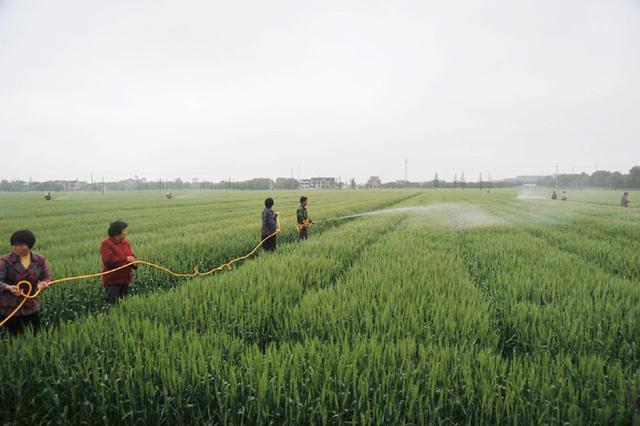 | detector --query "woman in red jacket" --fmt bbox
[100,220,137,306]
